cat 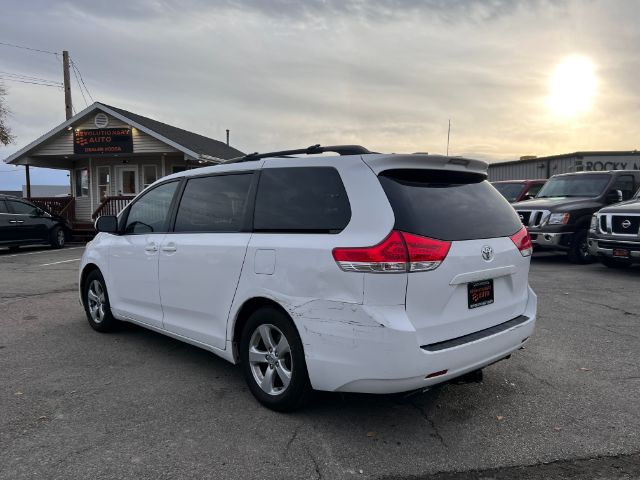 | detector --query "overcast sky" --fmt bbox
[1,0,639,189]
